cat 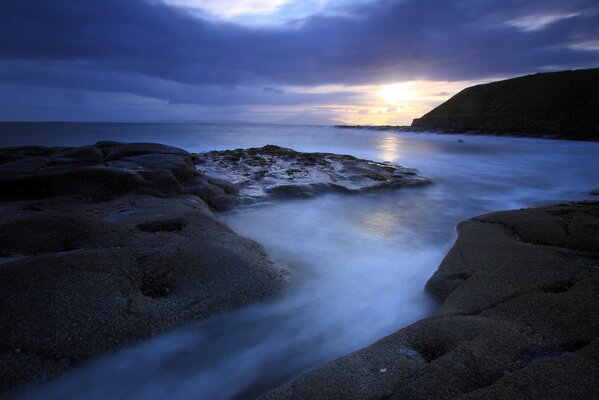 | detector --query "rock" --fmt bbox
[103,142,190,161]
[183,176,237,211]
[0,157,49,175]
[260,202,599,400]
[0,143,233,209]
[120,153,197,180]
[50,145,104,165]
[0,142,288,396]
[195,145,430,203]
[204,175,240,195]
[266,182,349,198]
